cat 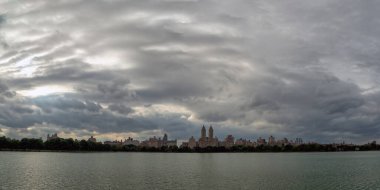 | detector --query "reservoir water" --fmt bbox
[1,151,380,190]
